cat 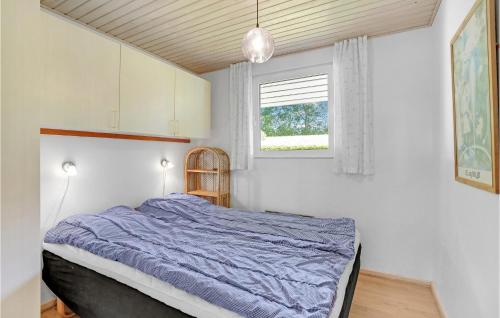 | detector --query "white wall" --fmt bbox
[1,0,42,316]
[40,135,193,302]
[203,27,440,281]
[432,1,500,317]
[40,136,190,234]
